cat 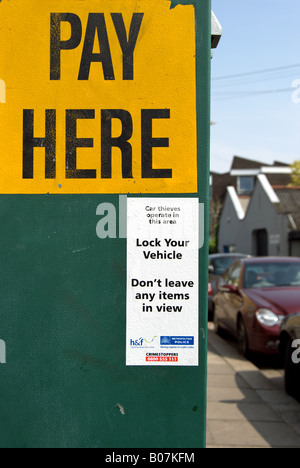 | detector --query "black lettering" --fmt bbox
[78,13,115,81]
[141,109,172,179]
[101,110,133,179]
[111,13,144,80]
[66,110,96,179]
[23,109,56,179]
[50,13,82,80]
